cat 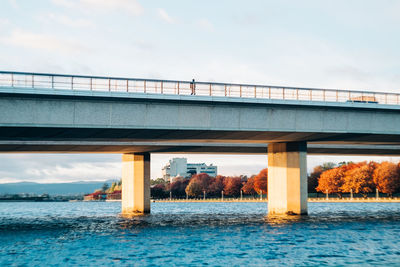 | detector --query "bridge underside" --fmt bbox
[1,141,400,155]
[1,127,400,155]
[2,127,400,144]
